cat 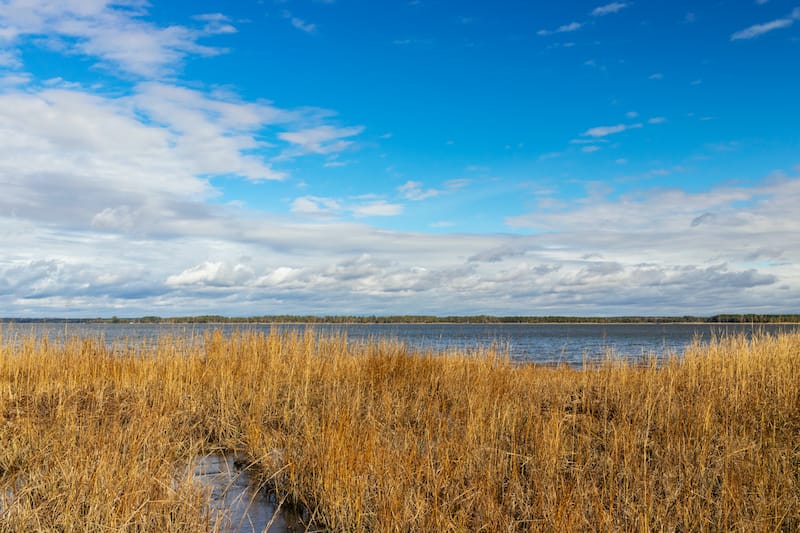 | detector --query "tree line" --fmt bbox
[7,314,800,324]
